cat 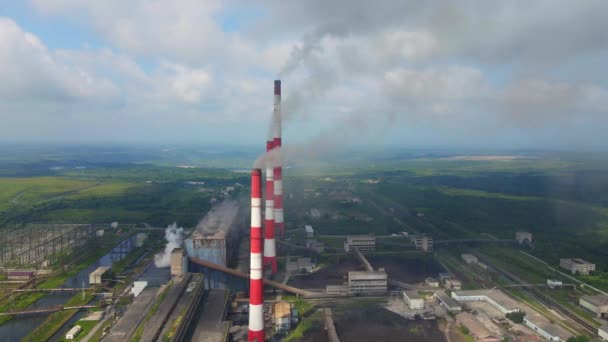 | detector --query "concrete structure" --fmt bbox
[344,235,376,253]
[348,271,387,293]
[305,240,325,253]
[326,284,348,295]
[436,291,462,312]
[403,291,424,310]
[286,257,315,275]
[439,272,452,281]
[89,266,110,285]
[461,254,478,264]
[412,235,433,251]
[135,233,147,247]
[547,279,563,289]
[425,277,440,287]
[248,169,264,342]
[7,271,34,280]
[599,323,608,341]
[451,289,520,314]
[263,149,277,273]
[515,231,532,244]
[445,278,462,290]
[170,248,185,276]
[96,229,105,237]
[65,325,82,340]
[560,258,595,275]
[130,281,147,297]
[455,312,500,342]
[579,294,608,318]
[524,312,571,341]
[274,301,292,333]
[304,225,314,238]
[272,80,285,237]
